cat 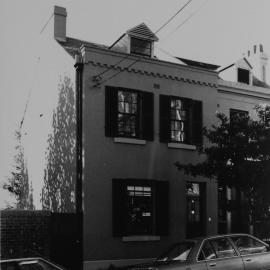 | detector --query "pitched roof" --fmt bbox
[176,57,220,71]
[58,37,108,58]
[252,75,270,88]
[126,23,159,41]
